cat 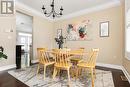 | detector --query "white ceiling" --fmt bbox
[16,0,121,20]
[16,12,33,33]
